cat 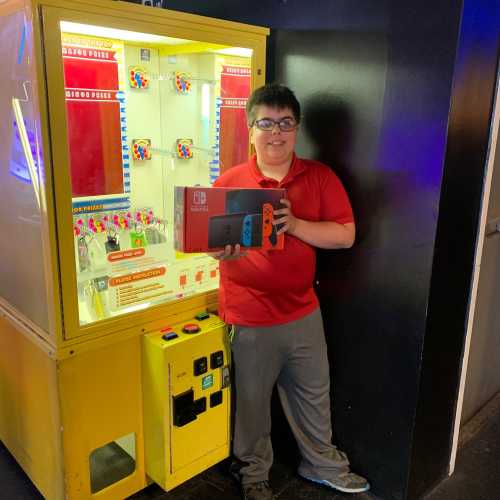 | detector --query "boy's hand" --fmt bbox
[208,244,247,260]
[273,198,299,235]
